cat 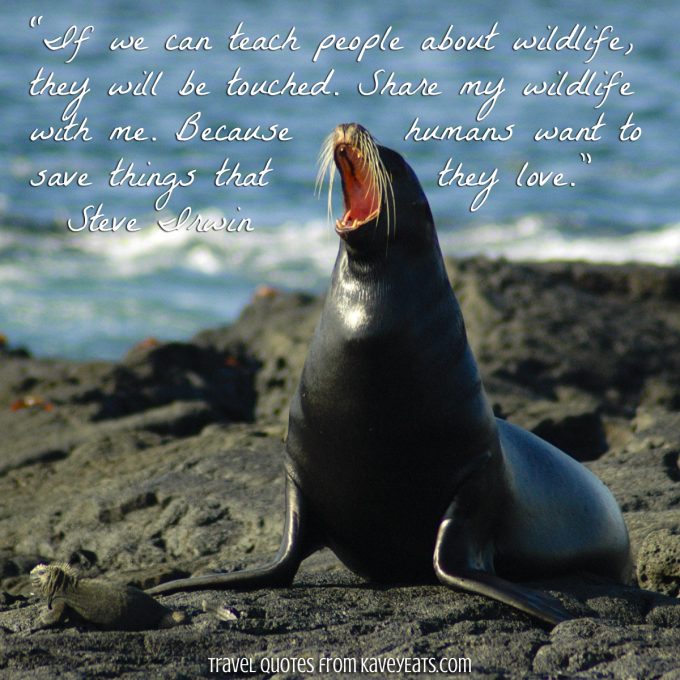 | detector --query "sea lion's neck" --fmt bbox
[336,232,449,296]
[326,235,456,340]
